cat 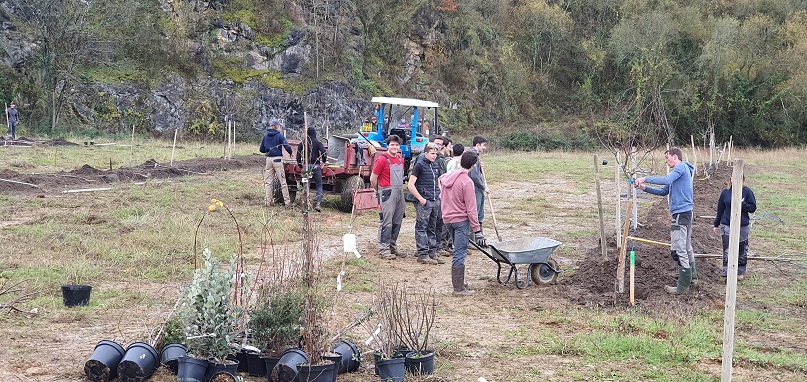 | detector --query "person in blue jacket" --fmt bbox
[259,118,293,207]
[635,147,696,294]
[713,175,756,280]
